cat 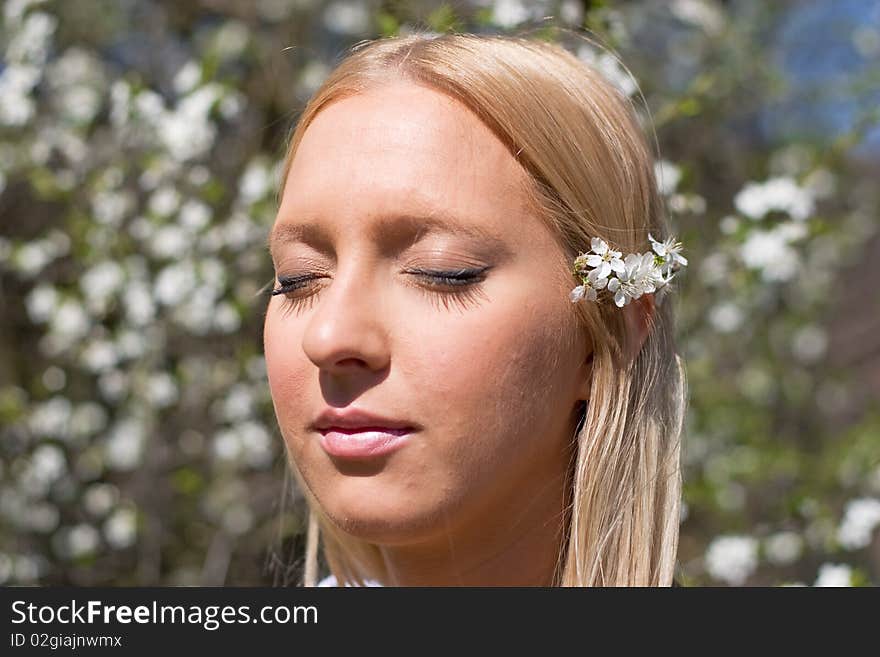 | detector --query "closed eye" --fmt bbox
[269,266,491,314]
